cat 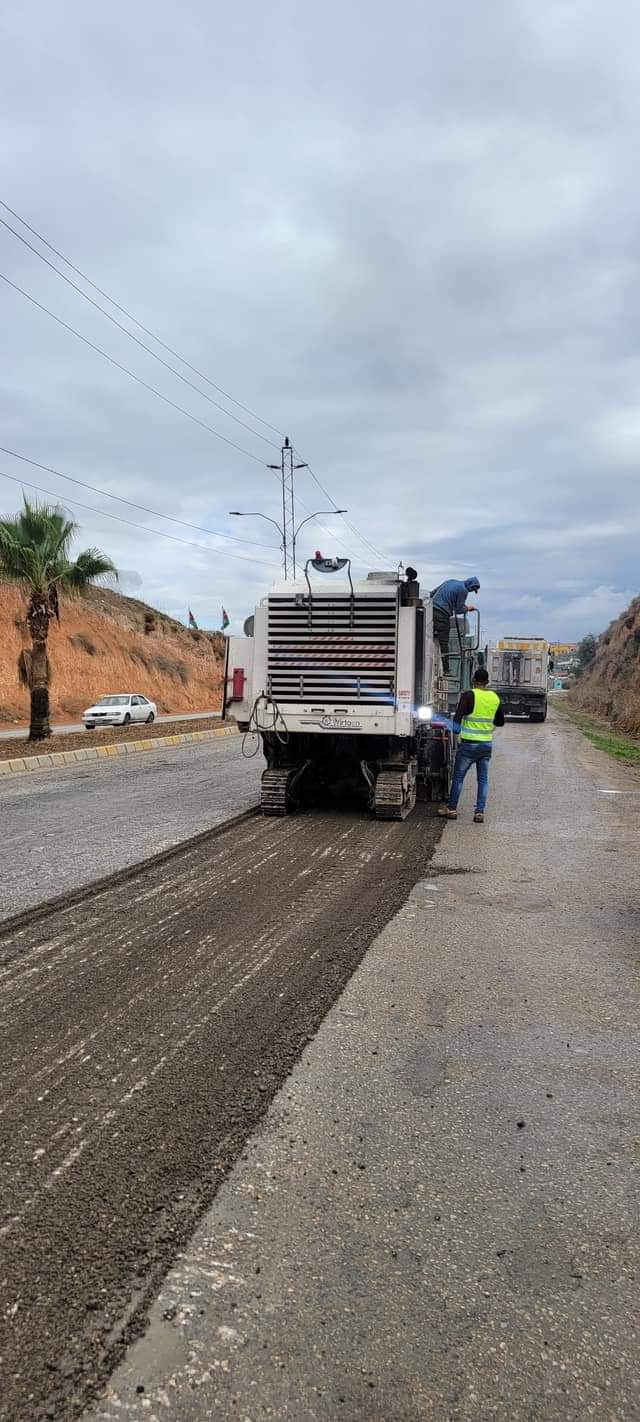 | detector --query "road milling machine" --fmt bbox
[223,559,477,820]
